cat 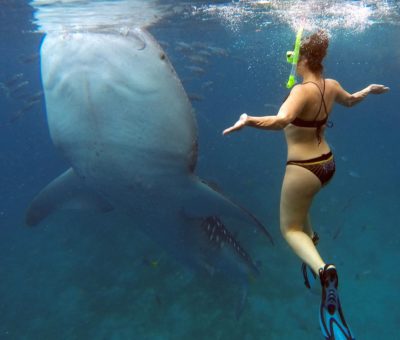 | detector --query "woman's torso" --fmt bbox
[284,78,337,161]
